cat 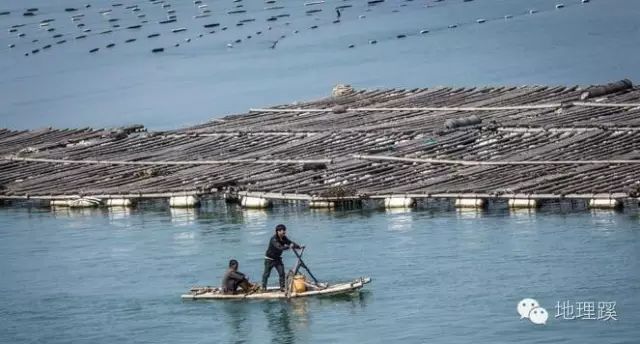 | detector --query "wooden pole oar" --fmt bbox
[292,247,320,285]
[285,246,327,298]
[285,247,305,299]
